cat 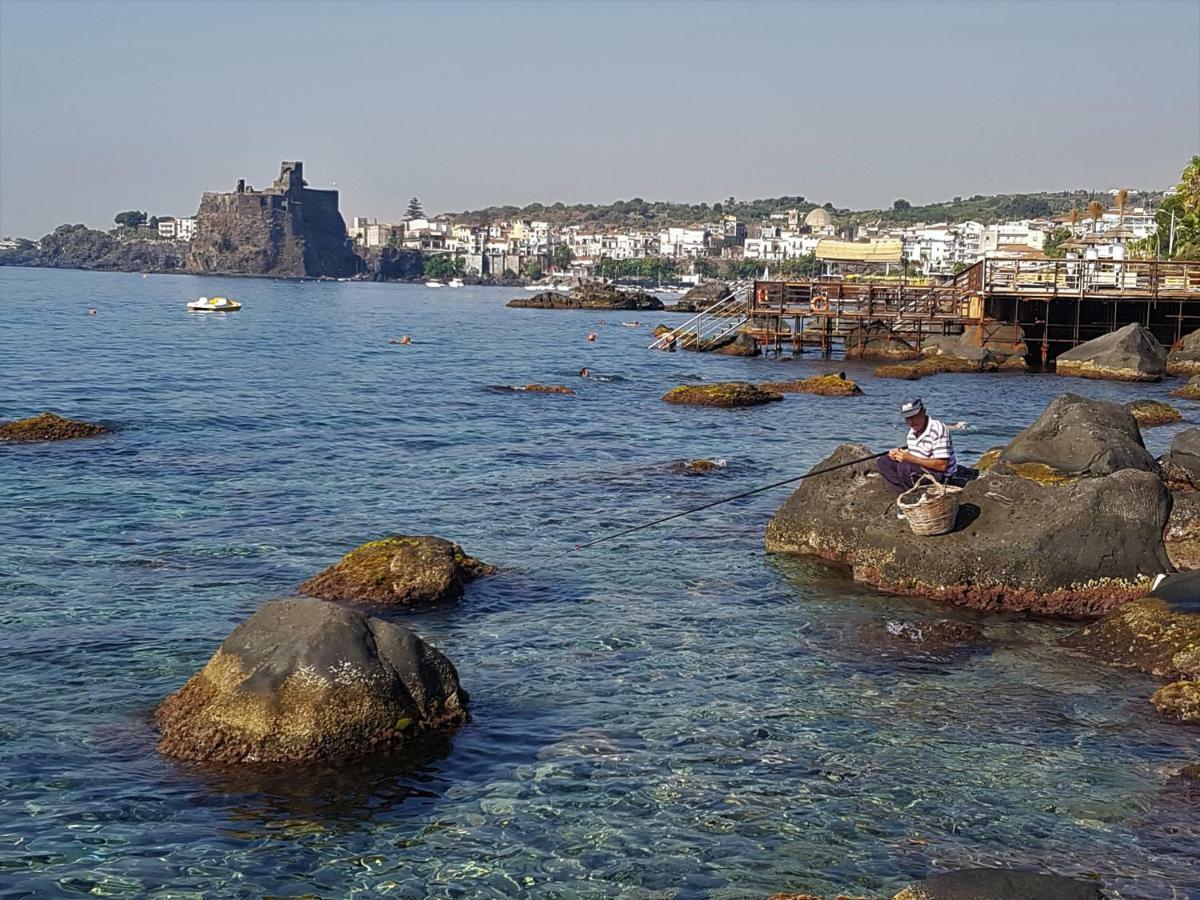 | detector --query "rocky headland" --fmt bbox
[507,283,664,310]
